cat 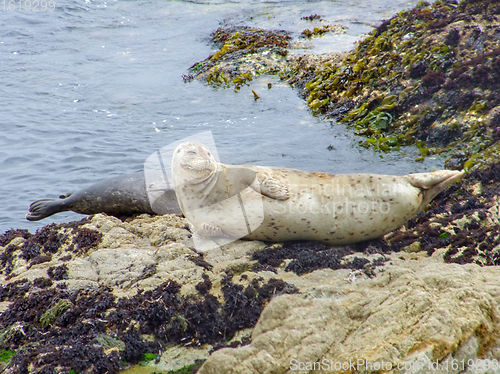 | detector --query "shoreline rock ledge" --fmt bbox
[0,206,500,373]
[200,255,500,374]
